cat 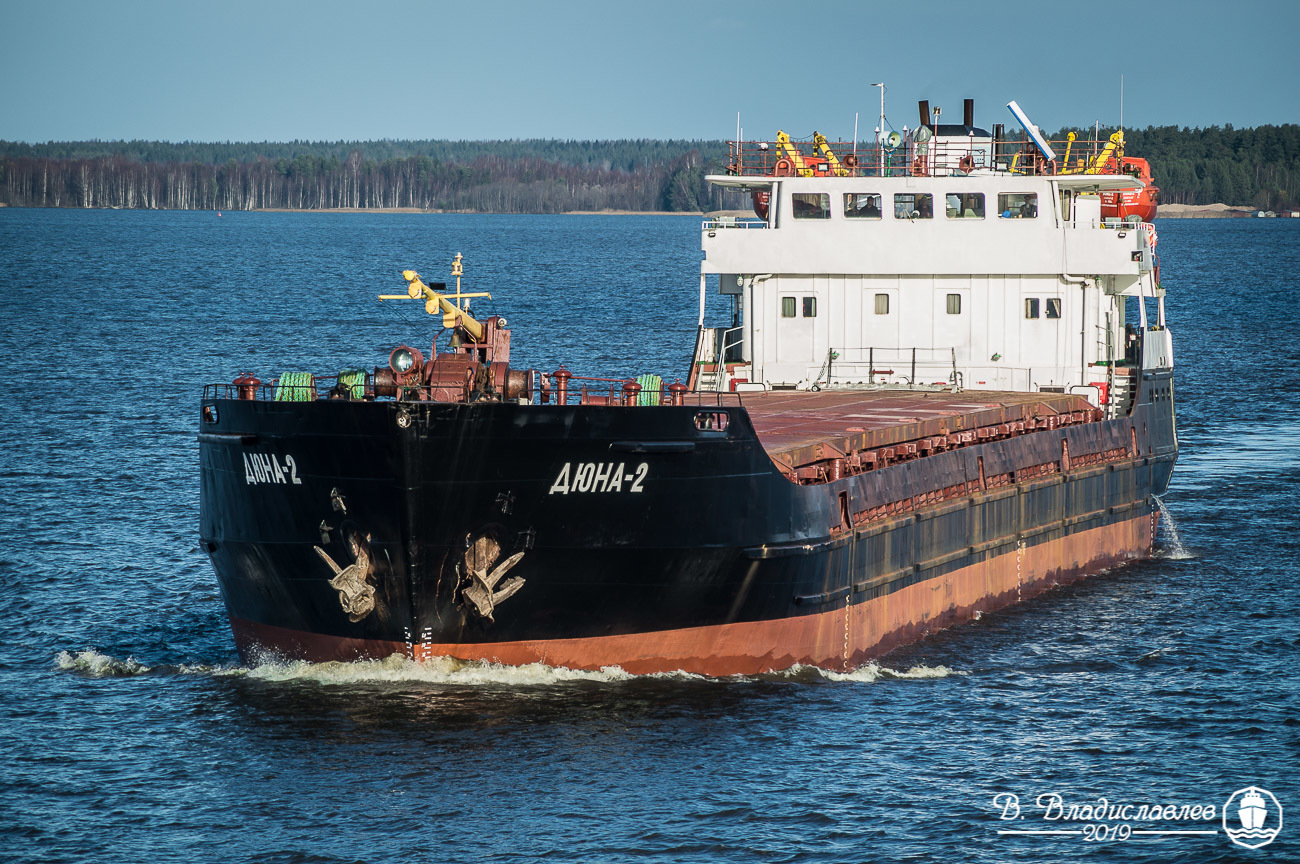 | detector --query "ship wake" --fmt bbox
[56,649,963,686]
